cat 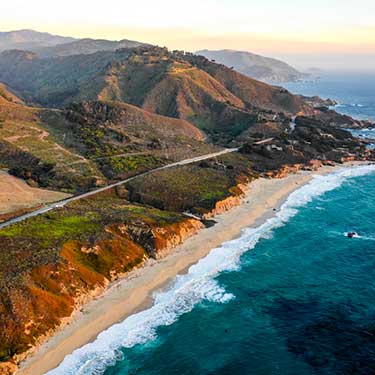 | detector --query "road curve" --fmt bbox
[0,148,238,229]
